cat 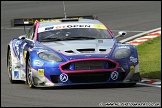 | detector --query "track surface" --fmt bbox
[1,1,161,107]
